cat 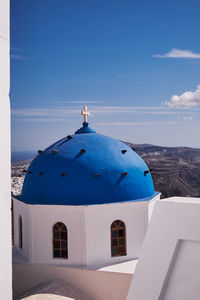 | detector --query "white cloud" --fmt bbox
[117,74,130,78]
[12,105,199,122]
[153,48,200,59]
[96,121,179,126]
[14,118,67,122]
[166,85,200,108]
[11,106,178,118]
[183,116,193,121]
[52,100,101,104]
[12,108,79,117]
[10,54,29,60]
